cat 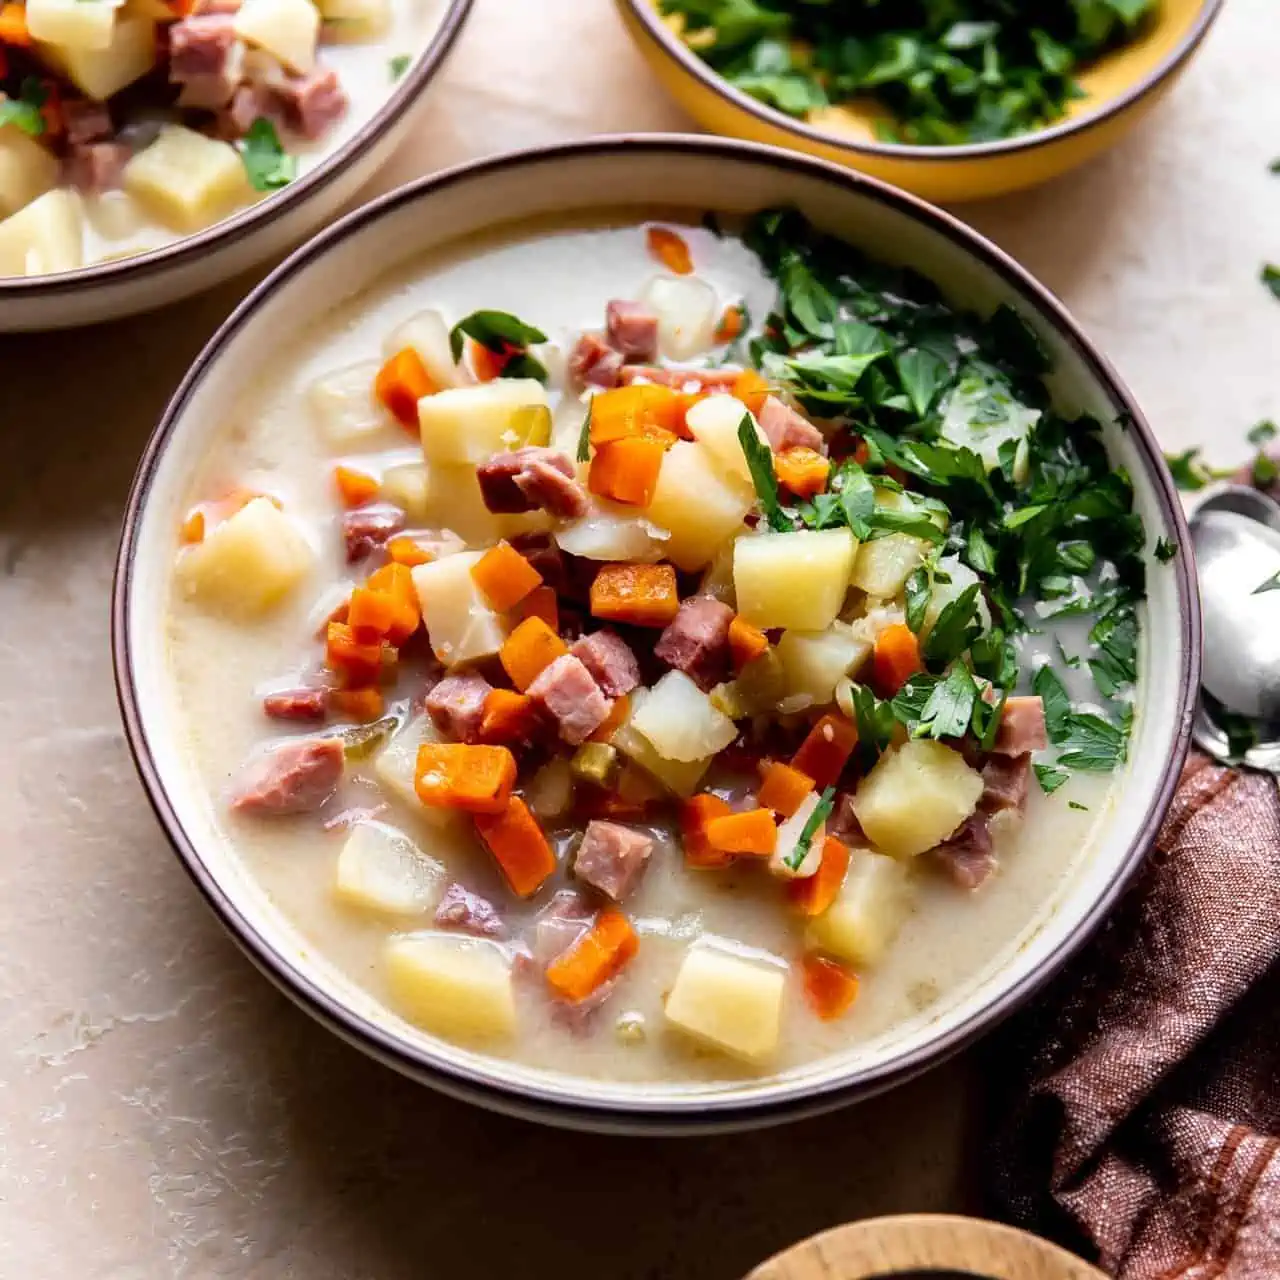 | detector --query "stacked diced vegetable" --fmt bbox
[175,210,1155,1066]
